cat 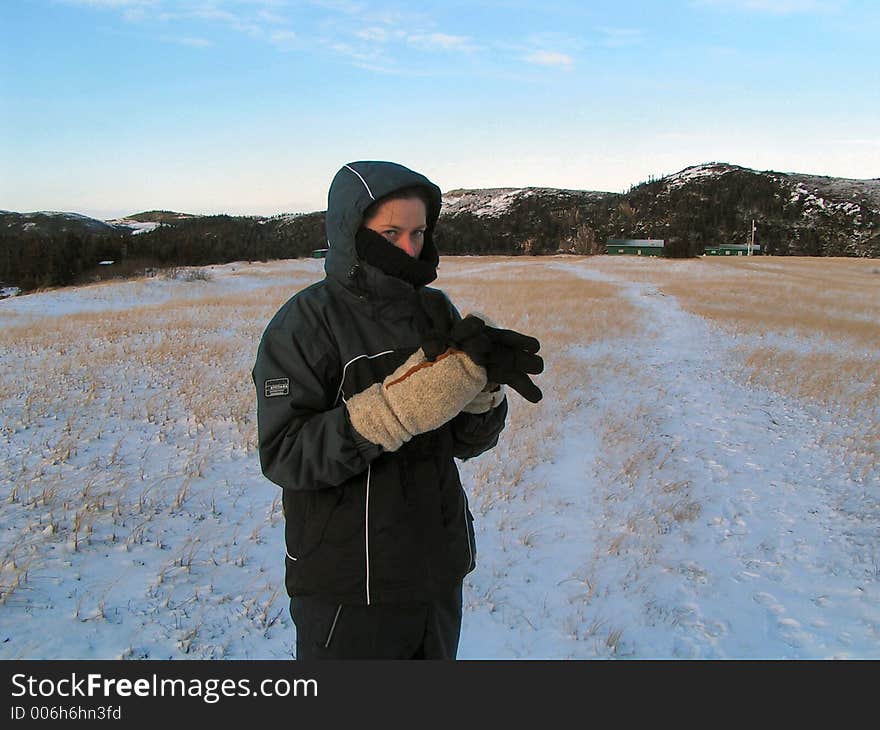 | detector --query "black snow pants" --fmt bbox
[289,583,463,660]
